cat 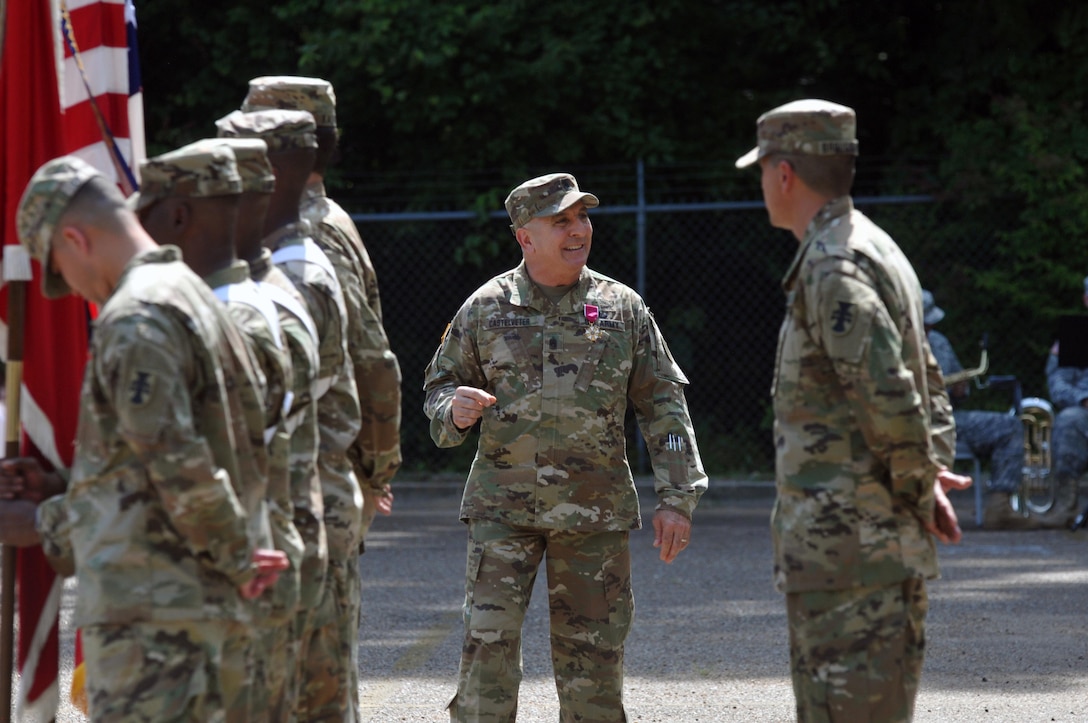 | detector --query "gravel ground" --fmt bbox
[23,479,1088,721]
